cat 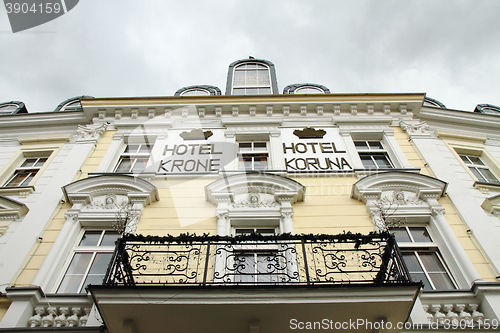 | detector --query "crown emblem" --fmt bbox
[180,129,213,140]
[293,127,326,139]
